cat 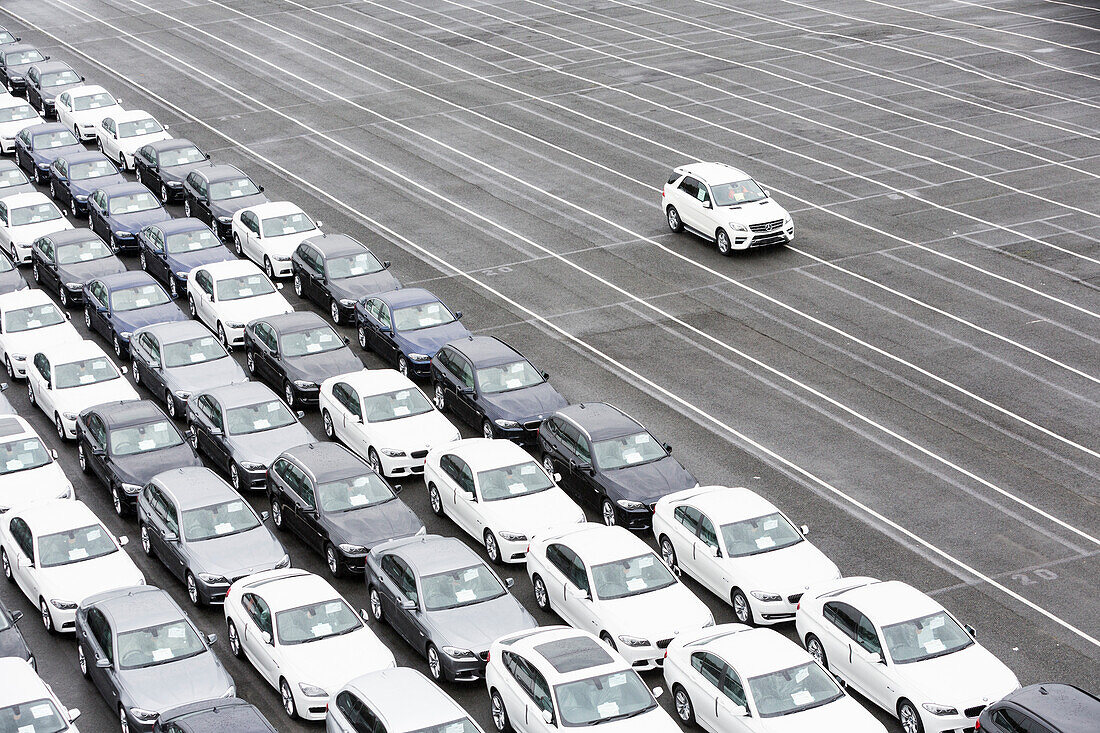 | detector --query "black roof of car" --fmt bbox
[84,399,168,429]
[554,402,639,441]
[38,229,106,247]
[300,233,371,258]
[2,43,40,57]
[534,635,613,674]
[142,138,202,154]
[450,335,525,368]
[259,310,329,334]
[28,60,75,76]
[194,164,249,183]
[281,442,368,483]
[1000,684,1100,732]
[156,697,277,733]
[55,150,115,167]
